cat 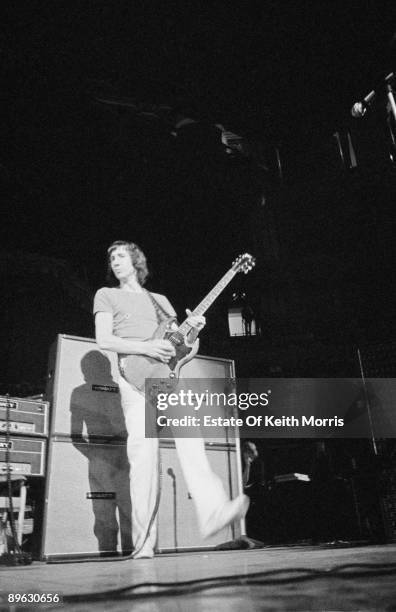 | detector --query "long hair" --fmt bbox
[106,240,149,286]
